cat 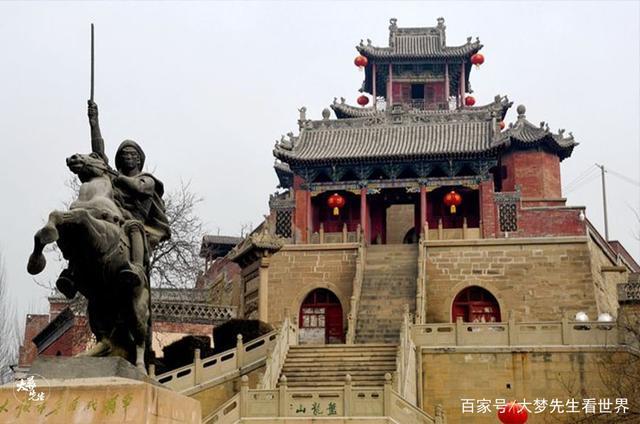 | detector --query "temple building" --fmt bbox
[14,18,640,423]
